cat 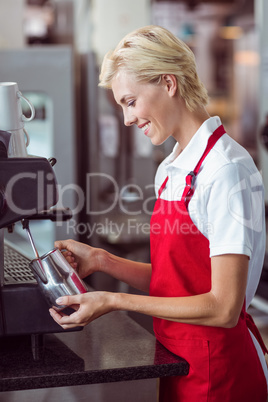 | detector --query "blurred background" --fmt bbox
[2,2,268,401]
[1,0,268,317]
